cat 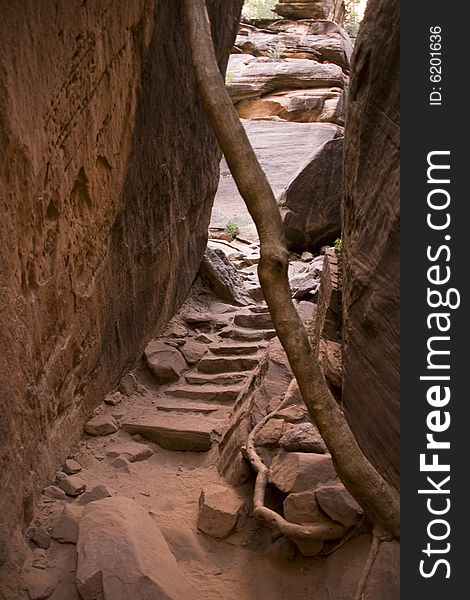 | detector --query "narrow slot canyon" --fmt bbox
[0,1,399,598]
